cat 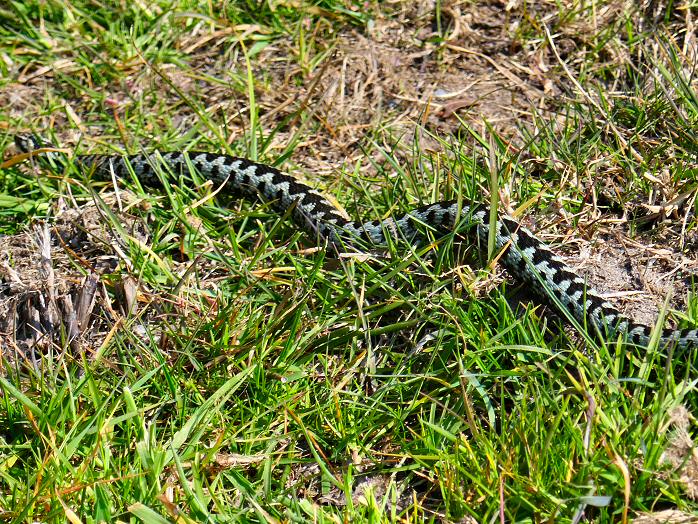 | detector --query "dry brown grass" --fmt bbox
[1,1,697,520]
